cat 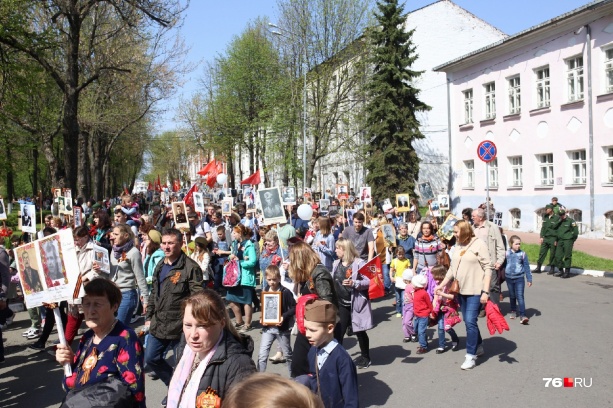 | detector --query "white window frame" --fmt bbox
[536,153,554,186]
[567,149,586,185]
[535,66,550,108]
[566,56,584,102]
[464,160,474,188]
[509,156,523,187]
[484,82,496,119]
[606,146,613,183]
[488,158,499,188]
[463,89,473,124]
[605,48,613,93]
[508,76,521,114]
